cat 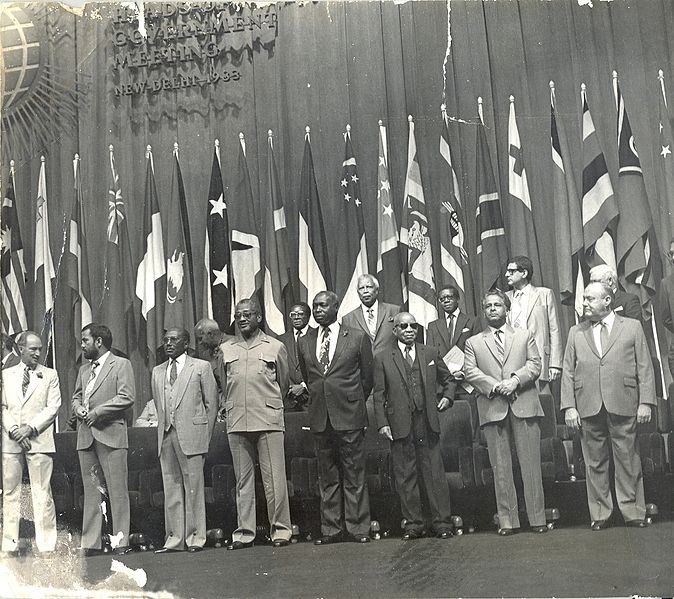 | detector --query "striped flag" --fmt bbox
[164,143,197,333]
[550,82,584,309]
[613,72,654,304]
[63,154,92,352]
[100,145,137,356]
[33,156,55,345]
[263,130,292,335]
[439,107,475,316]
[400,115,437,328]
[581,84,618,272]
[376,122,406,305]
[507,96,542,283]
[298,127,332,302]
[1,159,28,335]
[335,125,368,319]
[475,100,508,295]
[204,140,234,332]
[230,133,263,306]
[657,70,674,232]
[136,146,166,366]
